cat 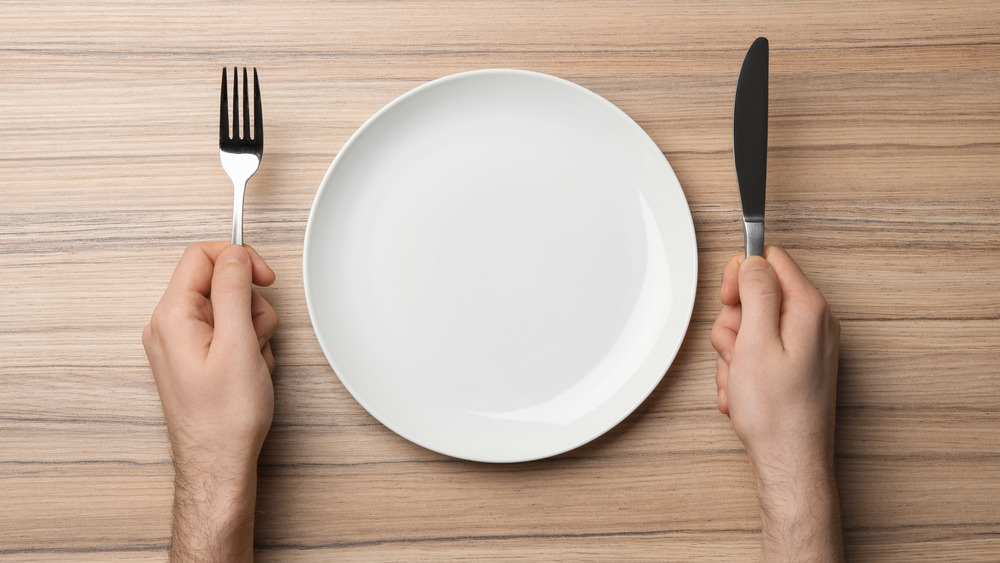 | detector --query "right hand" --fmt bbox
[710,246,843,561]
[711,246,840,475]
